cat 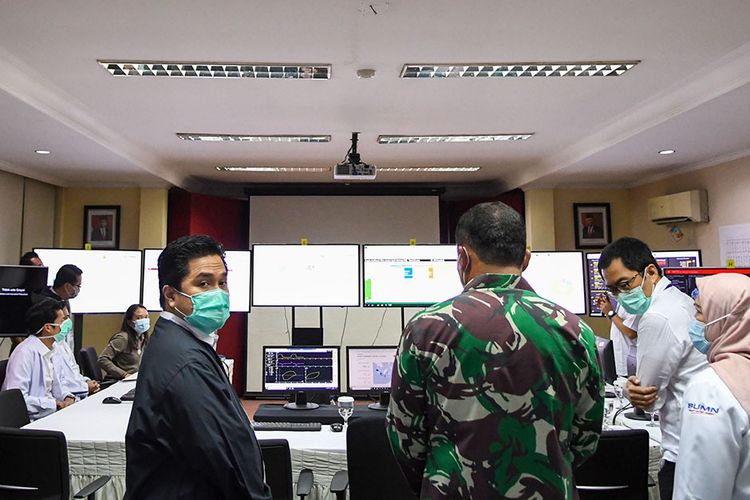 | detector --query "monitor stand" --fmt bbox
[284,391,319,410]
[625,407,659,421]
[367,391,390,411]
